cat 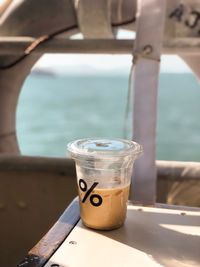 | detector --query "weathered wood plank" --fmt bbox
[17,198,80,267]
